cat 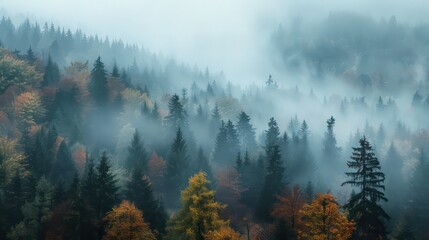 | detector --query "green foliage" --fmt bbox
[0,48,42,93]
[8,177,53,240]
[88,56,108,107]
[126,129,148,172]
[125,168,167,236]
[342,136,389,239]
